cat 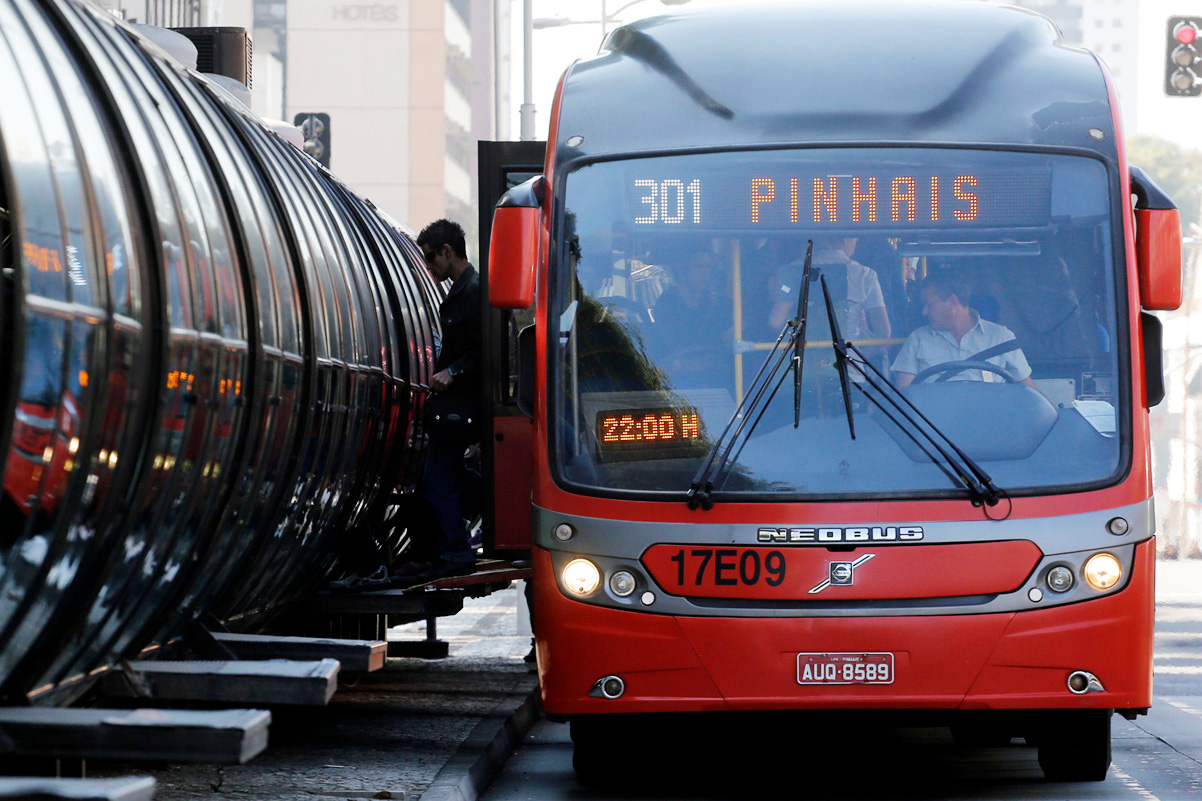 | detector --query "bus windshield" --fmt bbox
[552,147,1125,500]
